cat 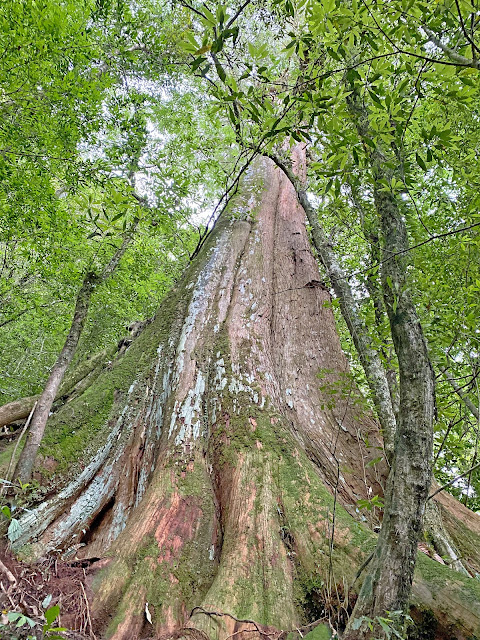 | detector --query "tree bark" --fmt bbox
[13,272,99,484]
[10,153,480,640]
[266,148,468,579]
[266,148,396,462]
[342,88,436,638]
[0,395,39,430]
